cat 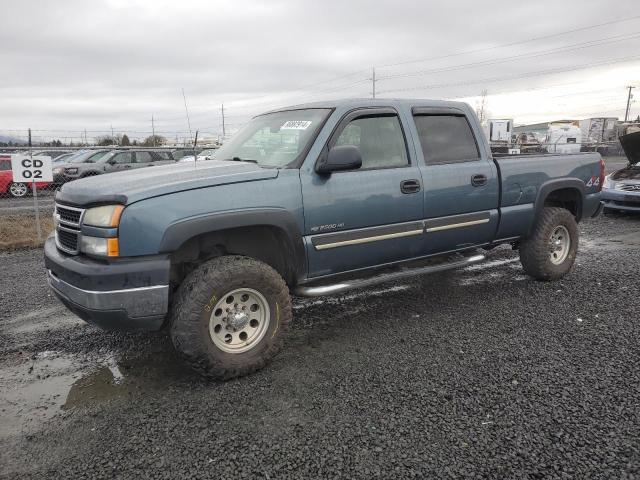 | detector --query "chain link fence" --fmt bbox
[0,141,631,251]
[0,146,210,250]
